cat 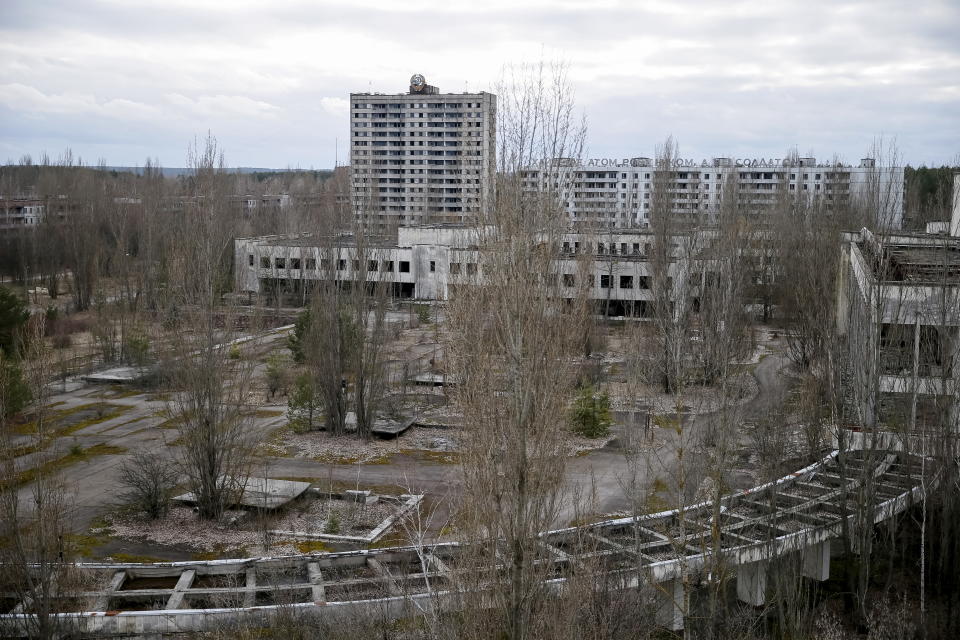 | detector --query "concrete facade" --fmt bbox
[522,157,904,230]
[351,75,497,227]
[839,228,960,433]
[234,225,700,316]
